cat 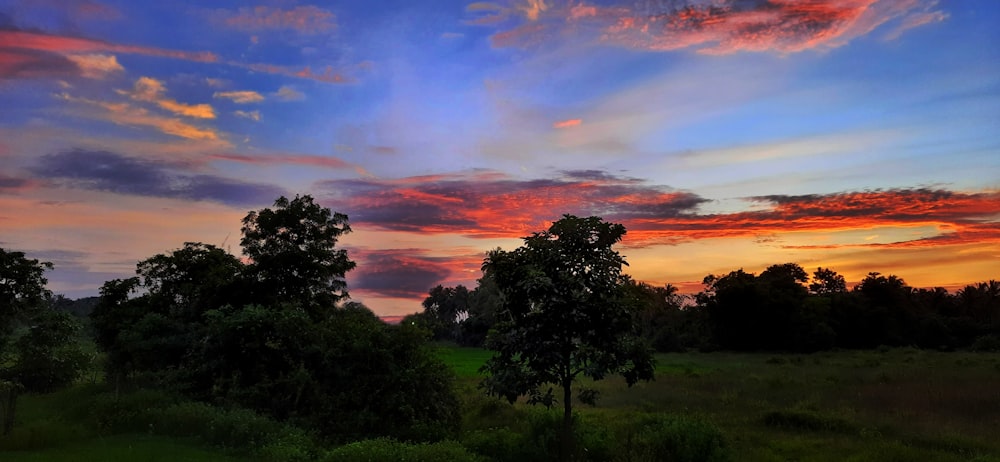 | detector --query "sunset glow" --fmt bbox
[1,0,997,316]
